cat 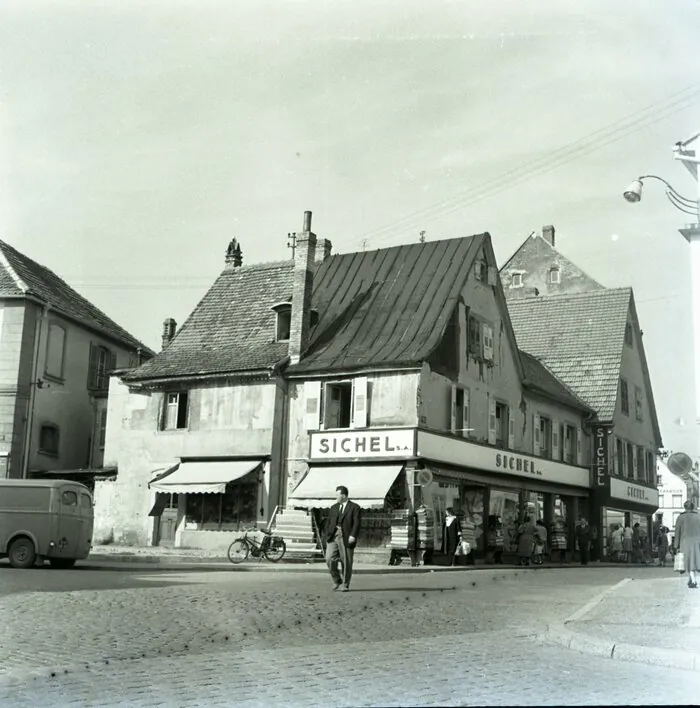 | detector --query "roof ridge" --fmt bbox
[508,286,632,305]
[335,233,490,261]
[0,241,29,292]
